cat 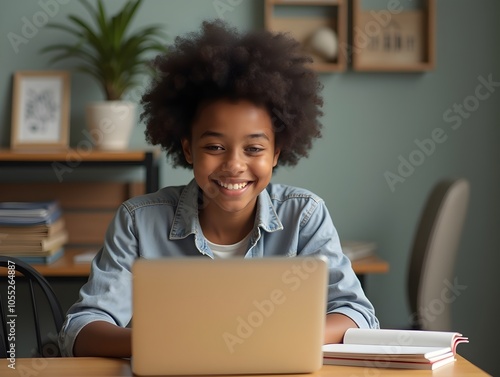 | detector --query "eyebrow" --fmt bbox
[199,131,270,141]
